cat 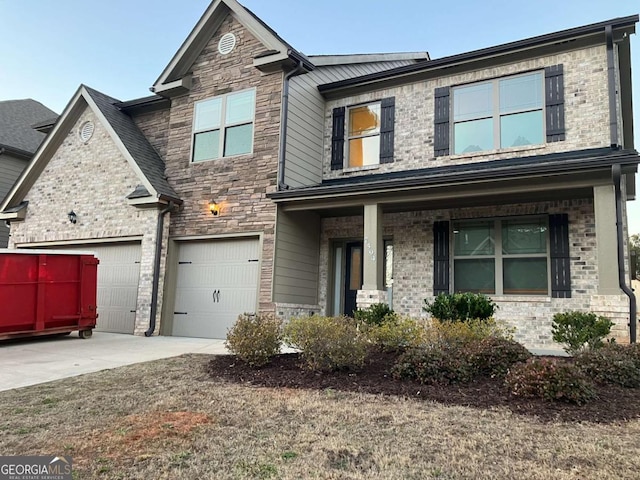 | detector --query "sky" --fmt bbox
[0,0,638,234]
